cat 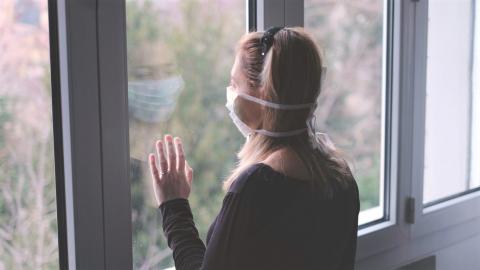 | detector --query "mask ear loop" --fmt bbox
[308,113,337,154]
